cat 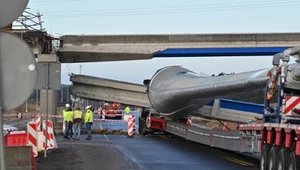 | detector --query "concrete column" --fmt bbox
[37,54,60,125]
[40,89,58,123]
